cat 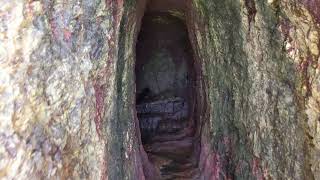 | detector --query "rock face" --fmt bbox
[135,13,191,101]
[0,0,319,180]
